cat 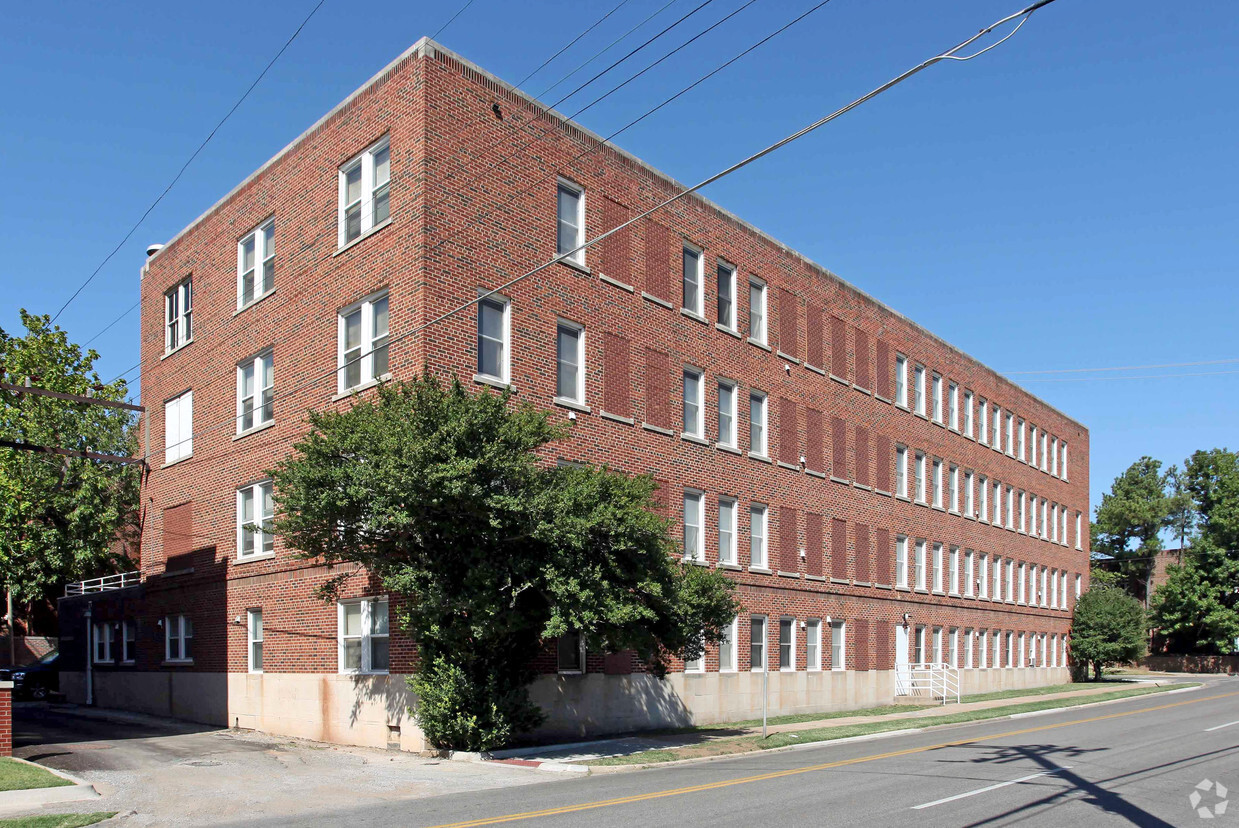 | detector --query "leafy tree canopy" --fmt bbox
[1092,457,1173,603]
[1149,547,1239,654]
[271,375,740,749]
[1069,585,1147,680]
[0,311,139,603]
